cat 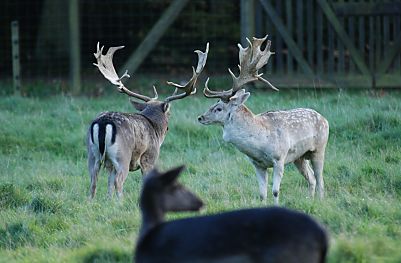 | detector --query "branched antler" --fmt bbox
[93,42,158,102]
[164,43,209,103]
[203,35,278,102]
